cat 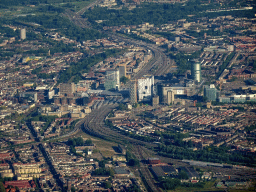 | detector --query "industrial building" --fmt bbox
[138,75,154,102]
[179,167,200,181]
[148,158,160,164]
[104,69,120,90]
[150,165,177,178]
